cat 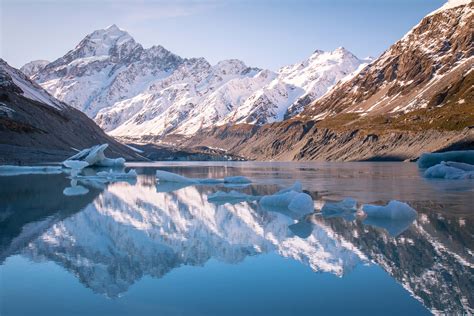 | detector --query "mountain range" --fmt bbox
[4,0,473,162]
[26,24,370,140]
